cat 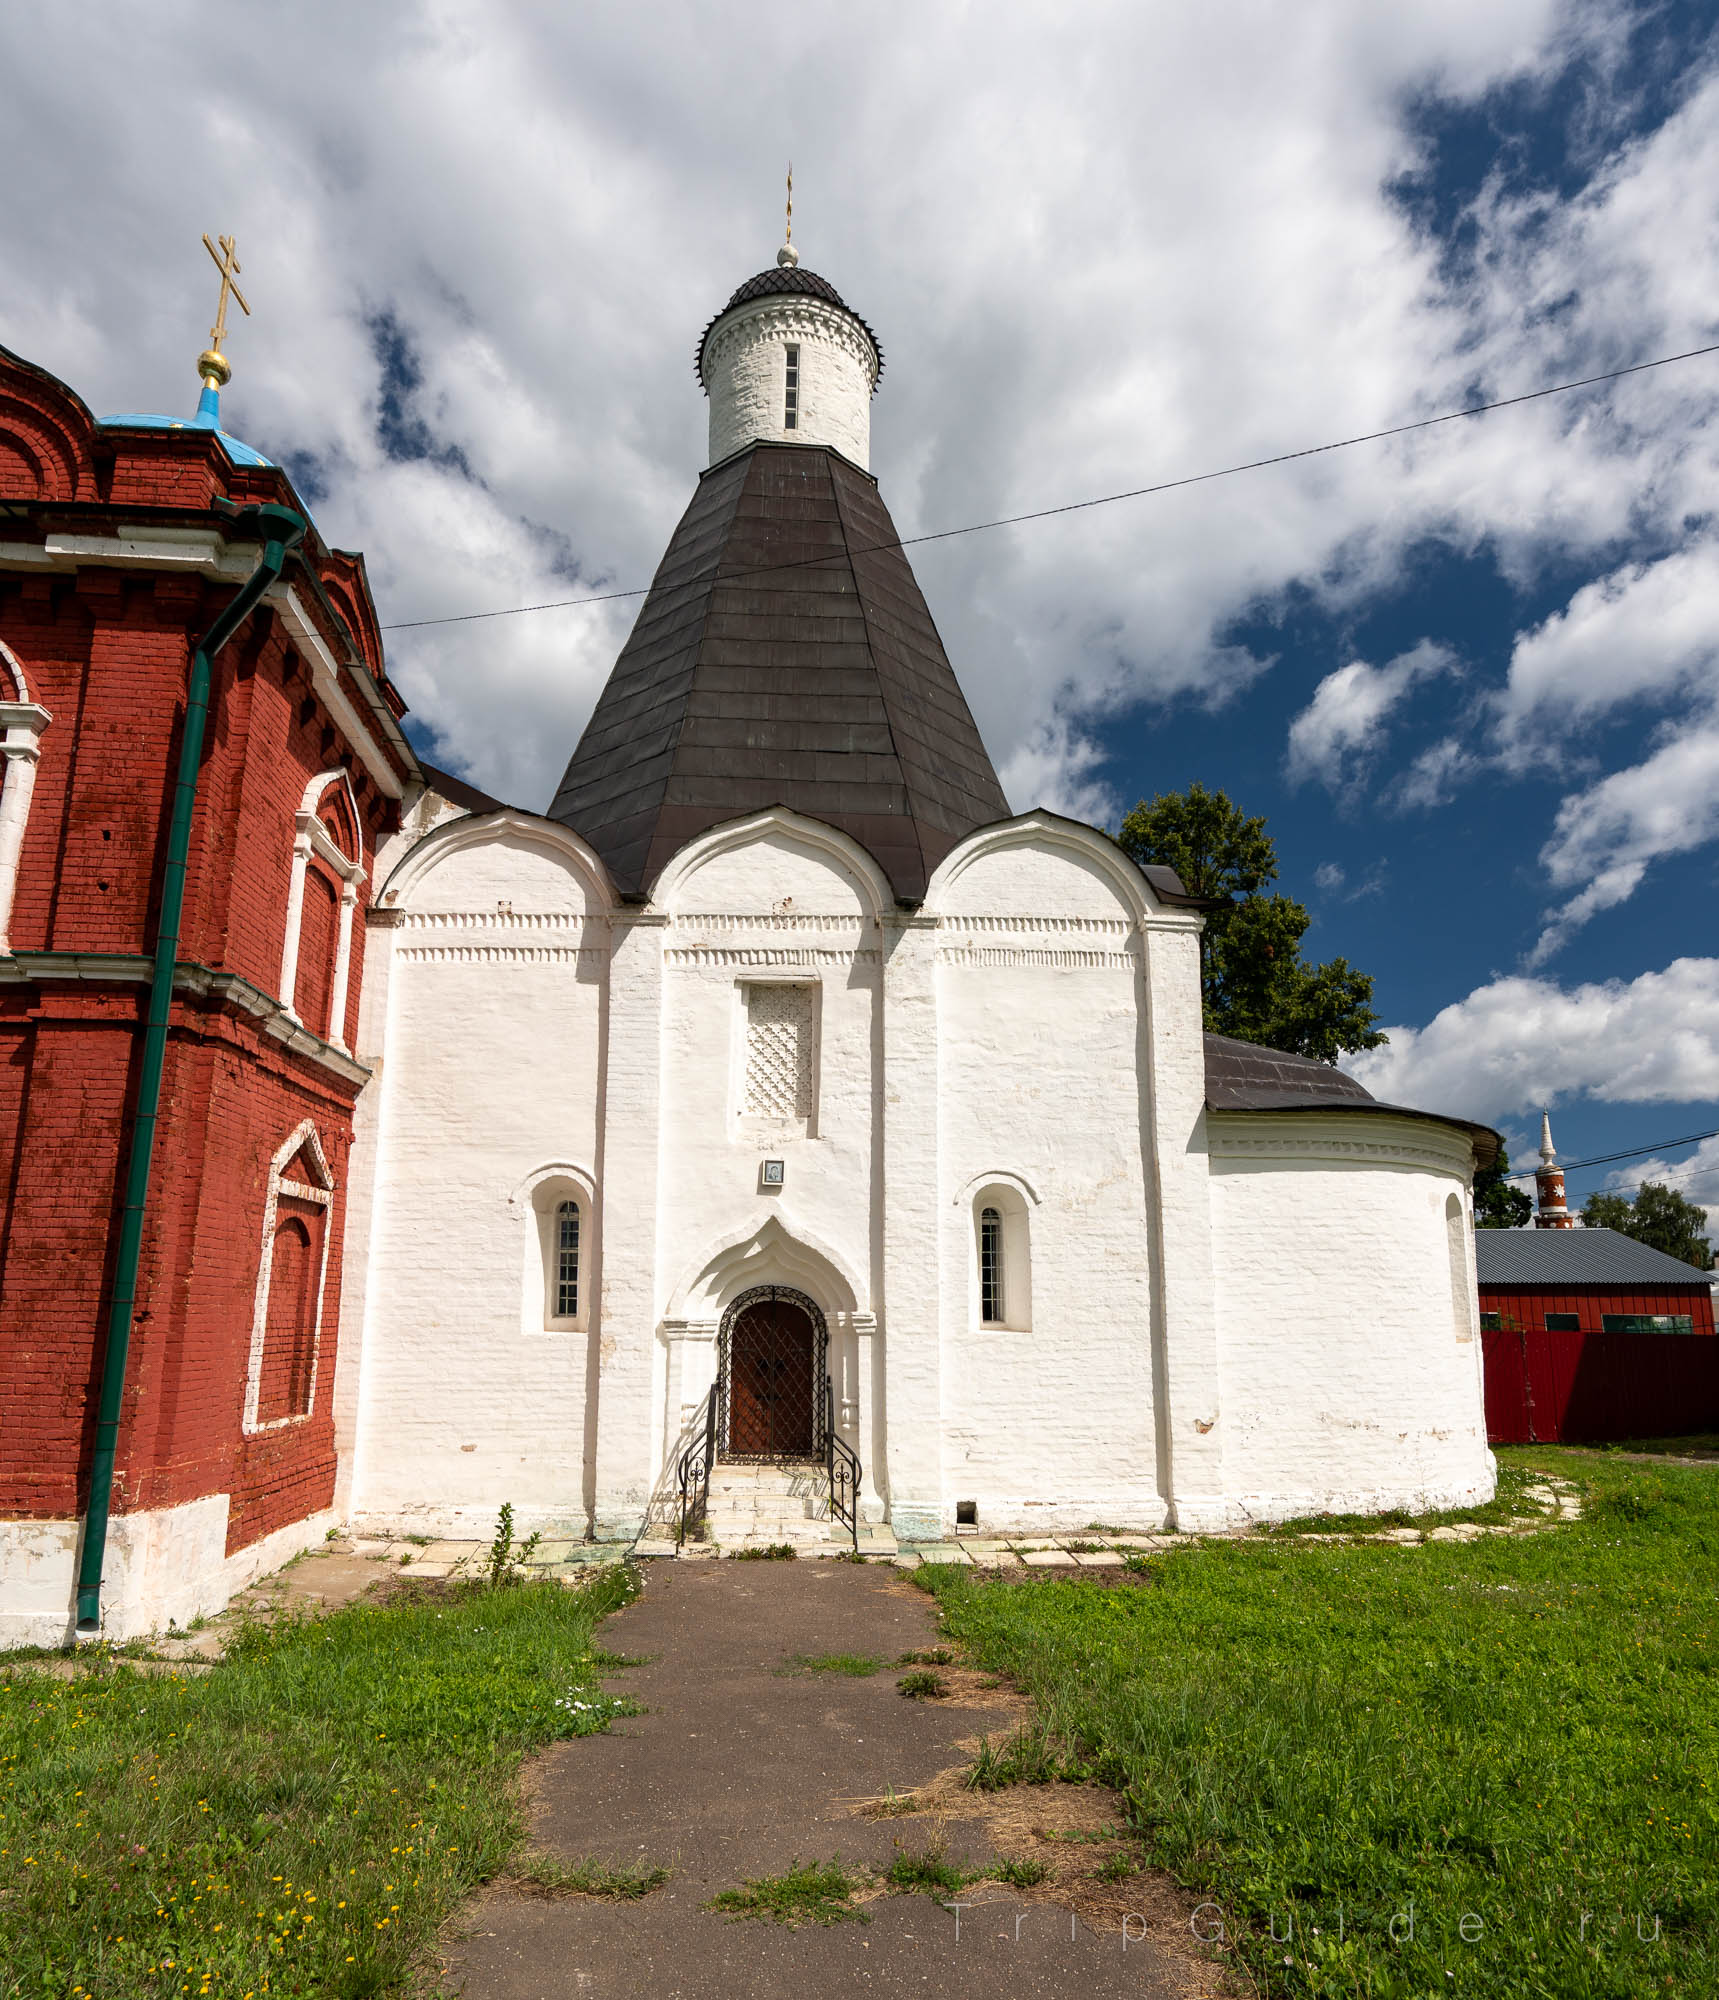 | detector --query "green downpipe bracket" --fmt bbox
[74,502,308,1637]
